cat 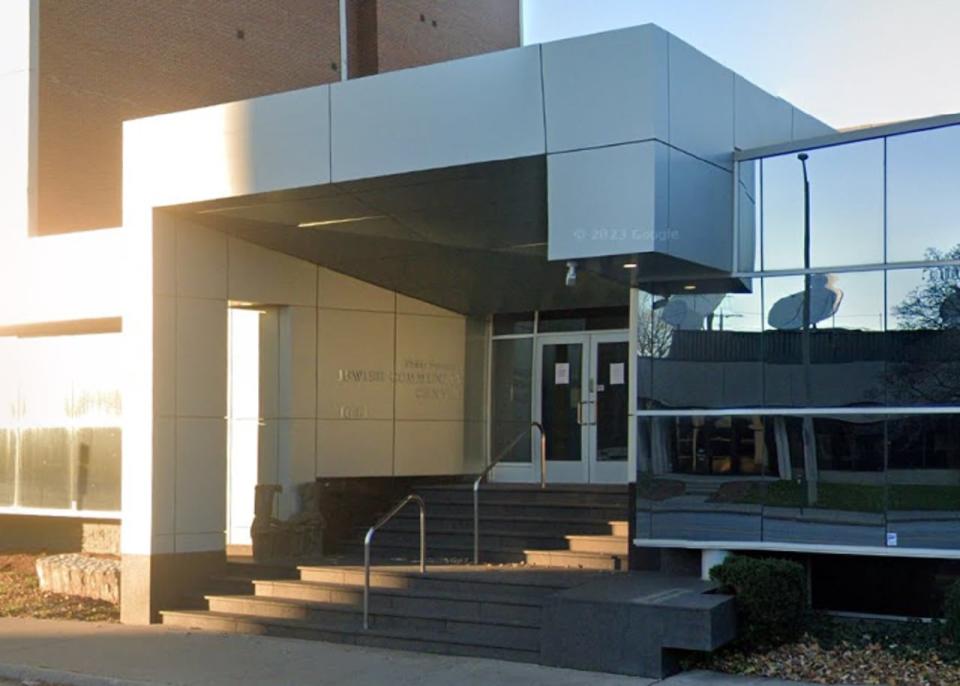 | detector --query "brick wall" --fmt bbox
[374,0,521,74]
[37,0,520,235]
[38,0,342,234]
